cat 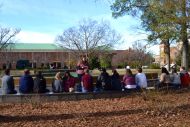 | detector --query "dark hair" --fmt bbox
[181,66,185,70]
[65,70,71,77]
[101,68,106,73]
[35,71,43,78]
[137,67,142,73]
[172,68,177,74]
[126,69,133,76]
[112,69,120,78]
[4,69,10,75]
[113,70,118,75]
[161,67,169,75]
[24,69,30,75]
